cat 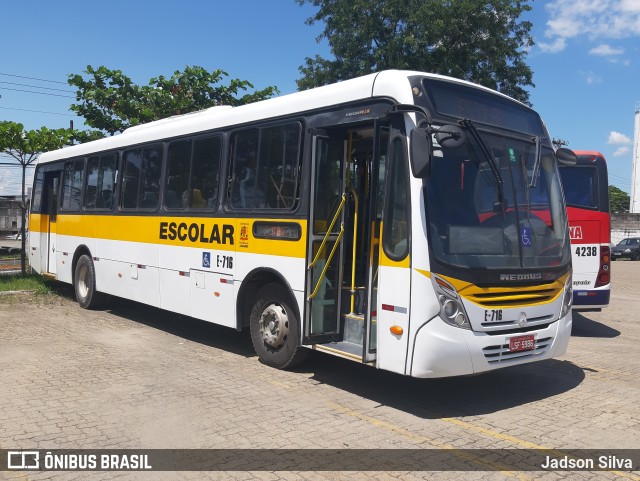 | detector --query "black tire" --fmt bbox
[633,251,640,261]
[249,283,308,369]
[74,254,107,309]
